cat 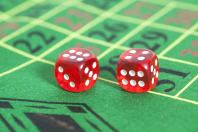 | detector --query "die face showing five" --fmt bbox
[79,58,99,91]
[117,48,159,93]
[55,47,158,93]
[54,48,99,92]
